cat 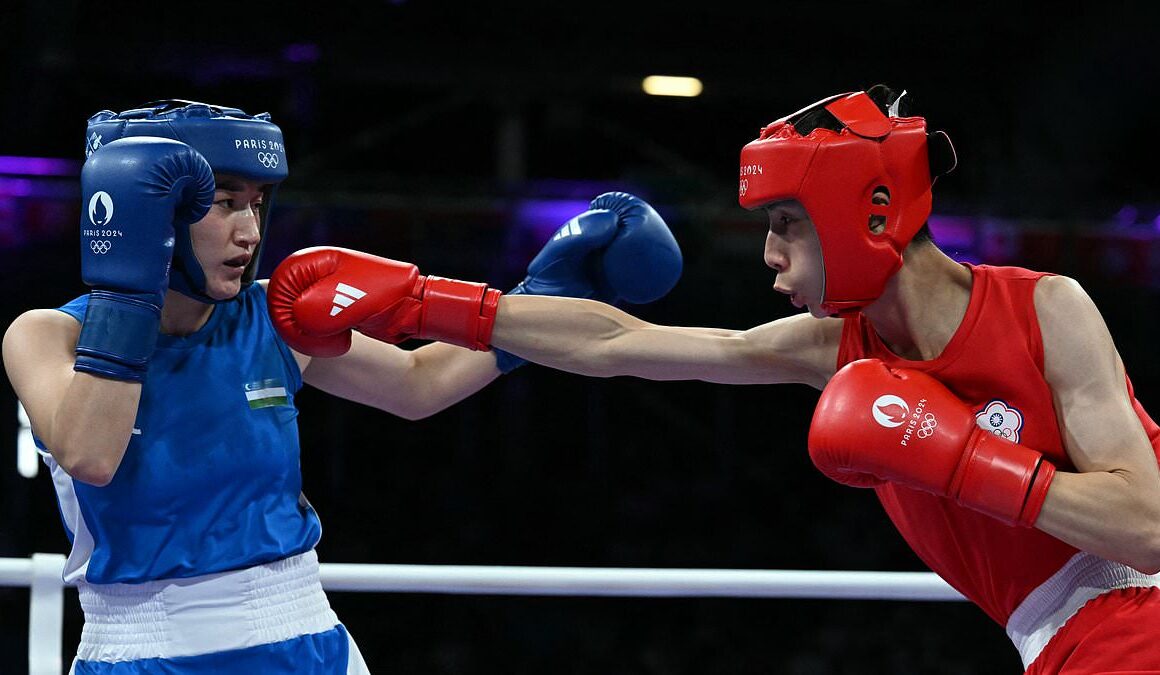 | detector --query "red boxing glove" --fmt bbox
[267,247,501,357]
[808,359,1055,527]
